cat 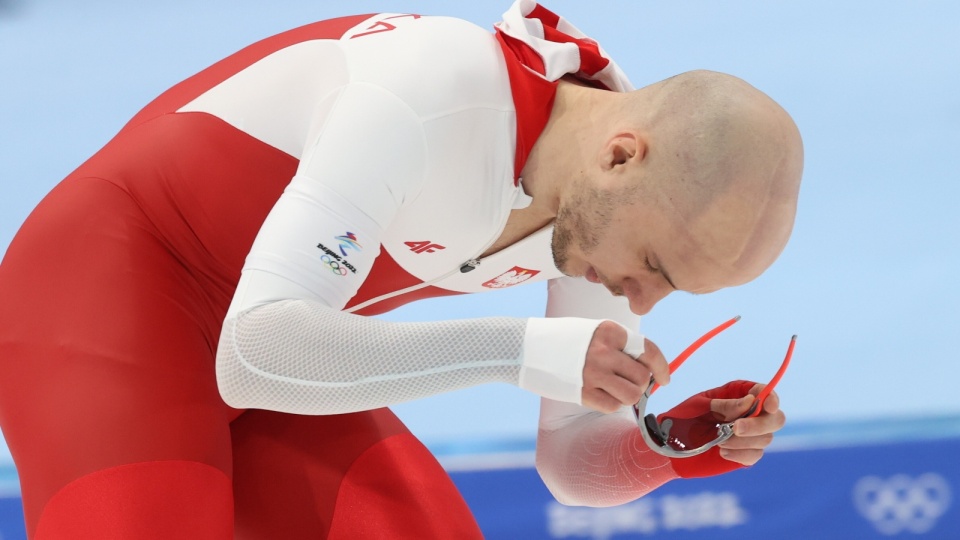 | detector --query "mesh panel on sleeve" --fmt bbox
[217,299,525,415]
[536,409,677,507]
